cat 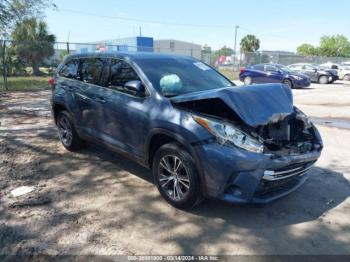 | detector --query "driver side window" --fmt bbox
[105,59,141,95]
